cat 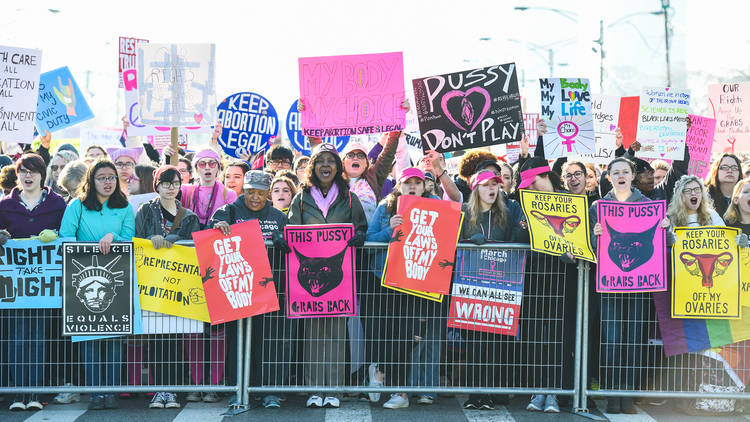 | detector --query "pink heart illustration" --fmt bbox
[440,87,491,132]
[194,113,203,124]
[665,88,670,91]
[609,124,616,131]
[660,153,665,157]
